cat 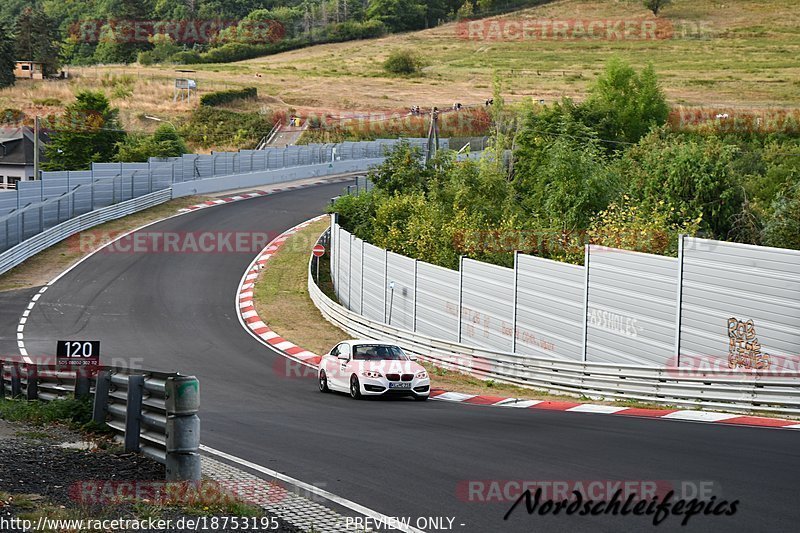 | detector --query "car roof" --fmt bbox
[341,339,399,347]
